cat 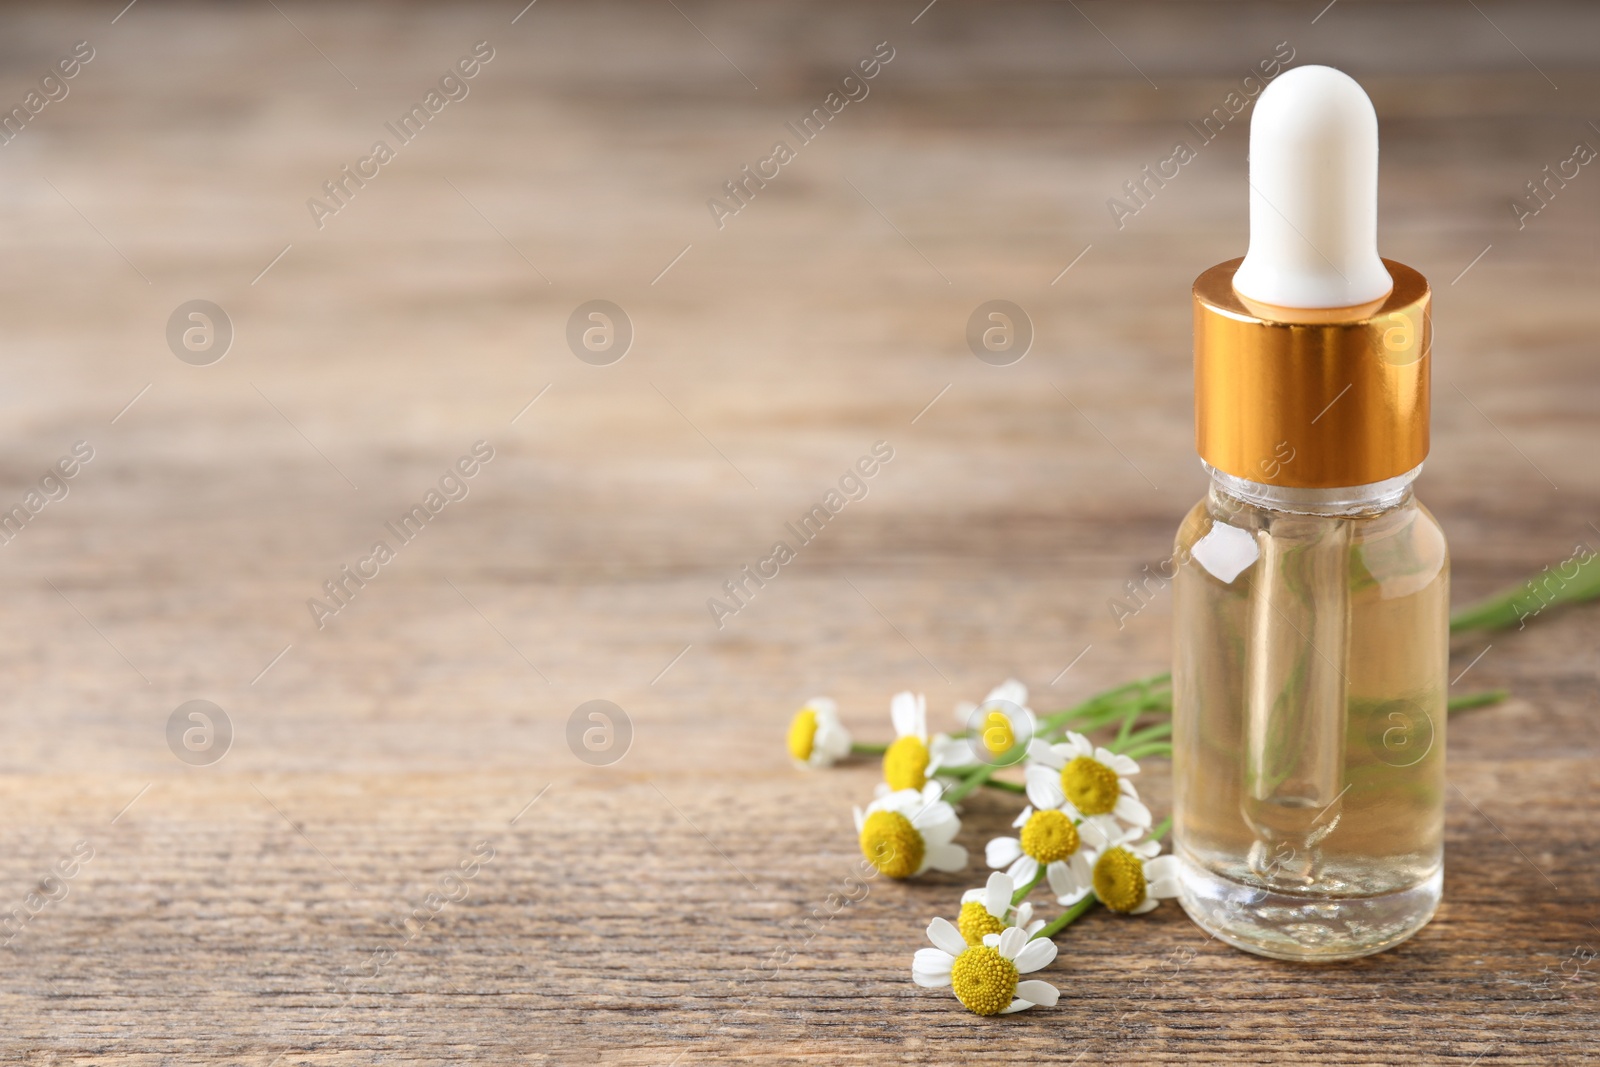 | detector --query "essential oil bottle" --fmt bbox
[1171,65,1448,961]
